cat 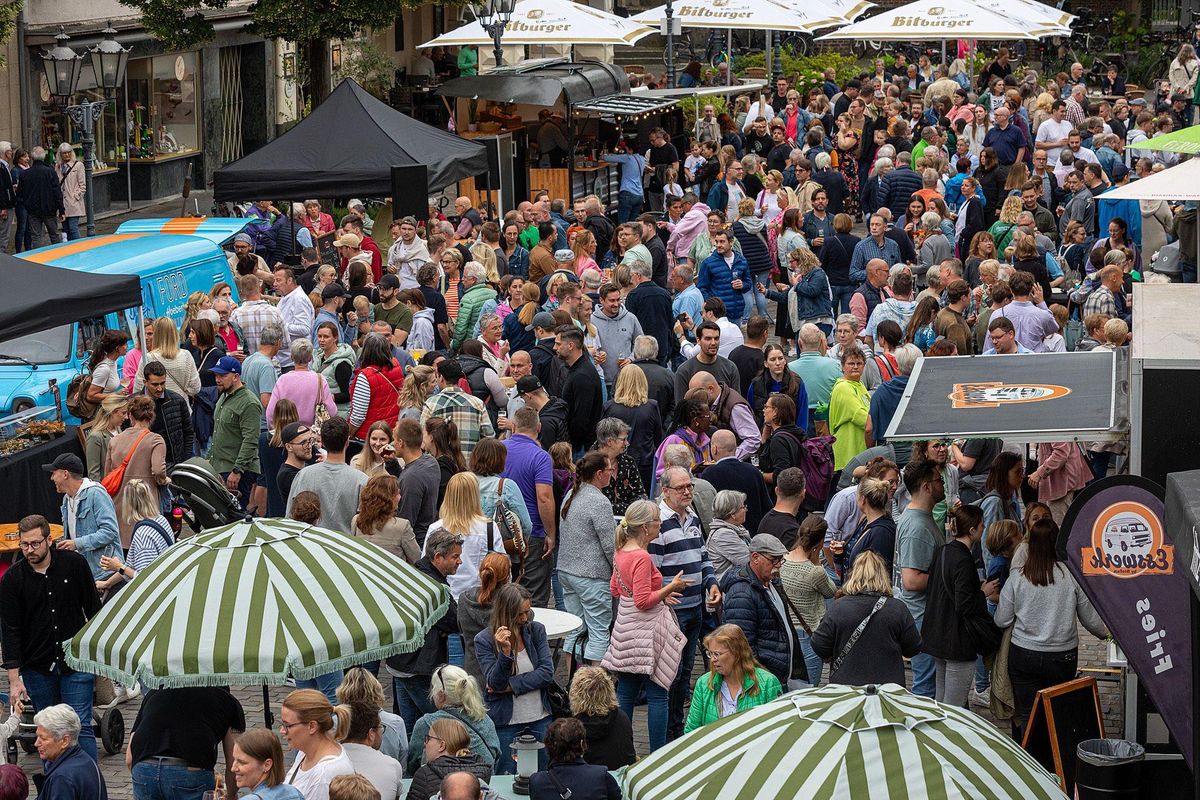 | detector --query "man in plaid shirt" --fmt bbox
[229,273,283,355]
[421,358,495,459]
